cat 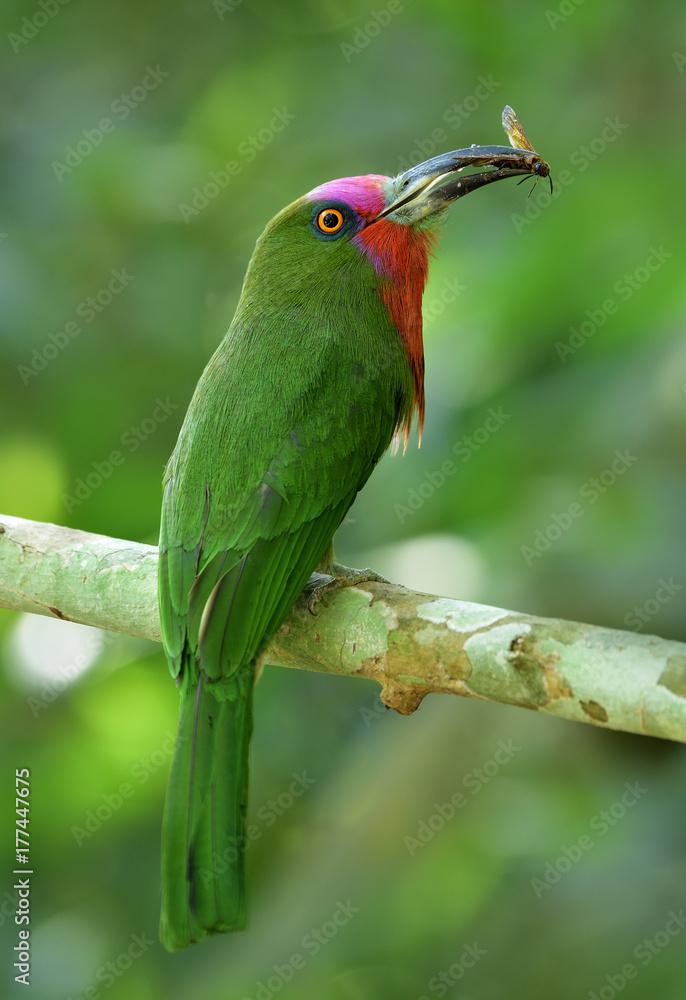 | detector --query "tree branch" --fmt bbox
[1,513,685,742]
